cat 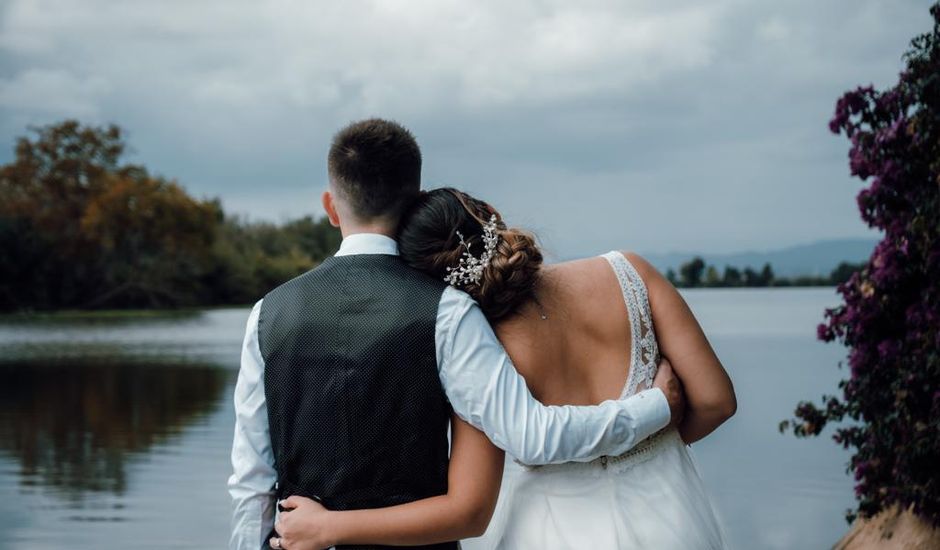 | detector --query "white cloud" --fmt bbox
[0,0,722,113]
